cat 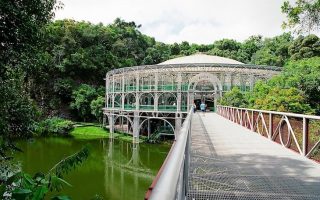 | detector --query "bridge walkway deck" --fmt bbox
[187,112,320,200]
